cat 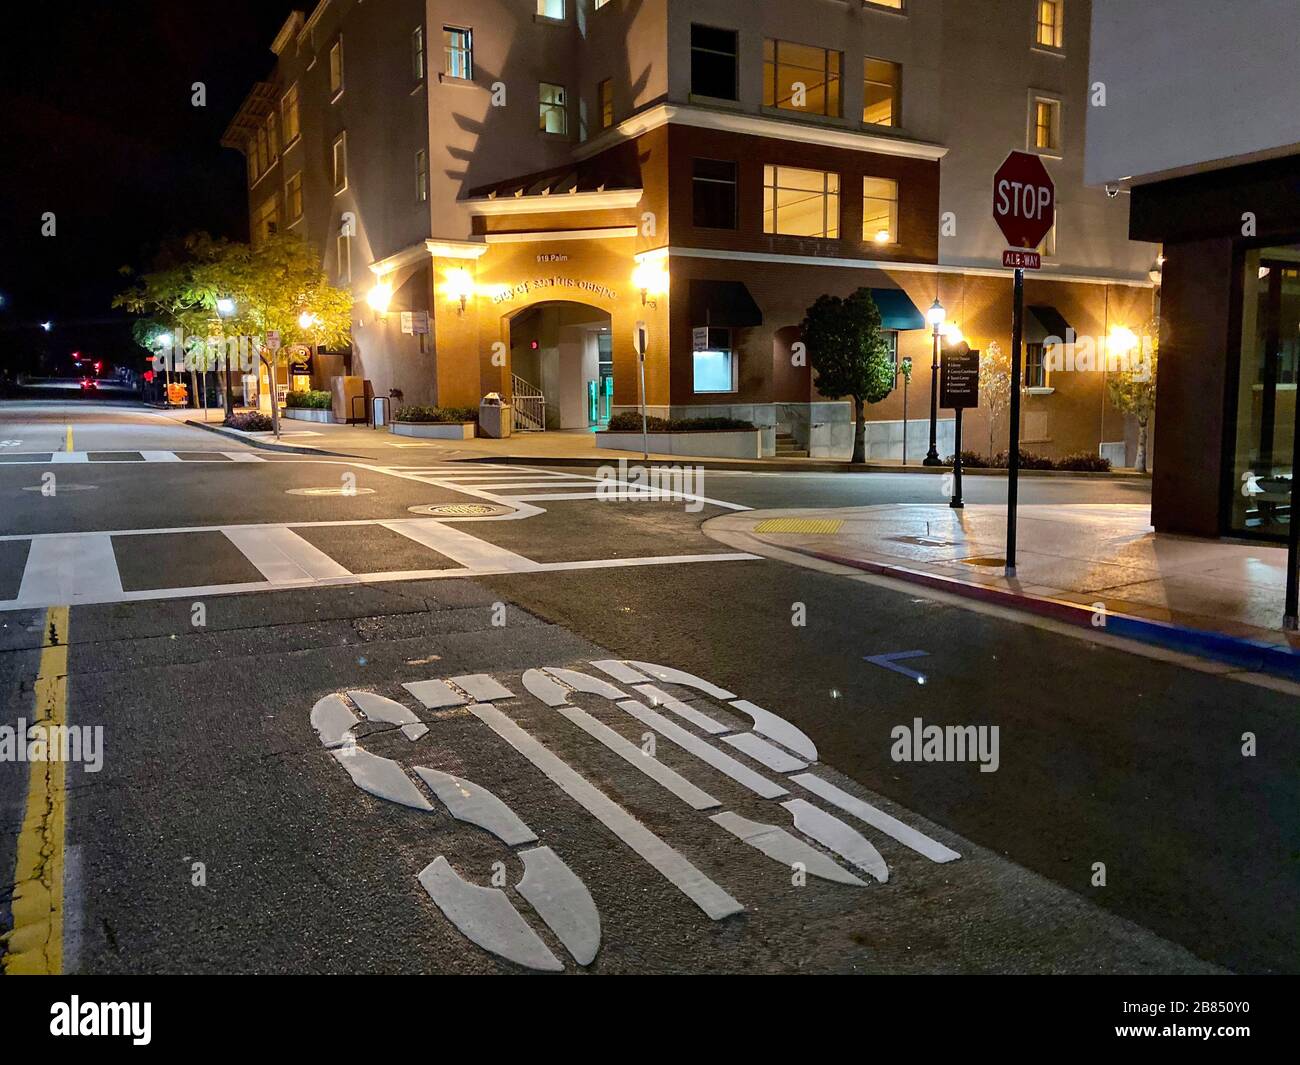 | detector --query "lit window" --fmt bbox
[884,331,899,368]
[1037,213,1057,257]
[416,149,429,202]
[1025,343,1048,388]
[254,197,280,244]
[285,172,303,223]
[444,27,472,80]
[266,111,279,157]
[863,176,899,244]
[537,0,564,17]
[329,38,344,98]
[412,27,425,82]
[333,133,348,194]
[693,329,736,393]
[1033,97,1061,151]
[281,83,300,144]
[598,79,614,130]
[865,0,904,9]
[763,39,841,117]
[539,82,567,135]
[336,232,351,285]
[863,58,900,127]
[594,0,611,8]
[1036,0,1064,49]
[691,25,737,100]
[693,159,737,229]
[763,165,839,239]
